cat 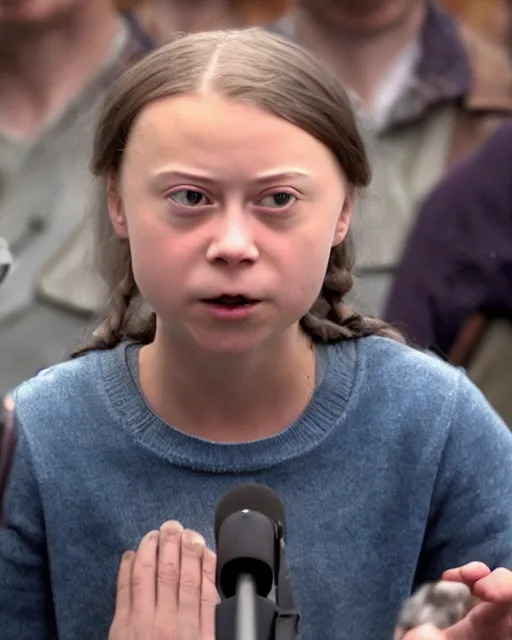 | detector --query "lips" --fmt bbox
[201,294,258,306]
